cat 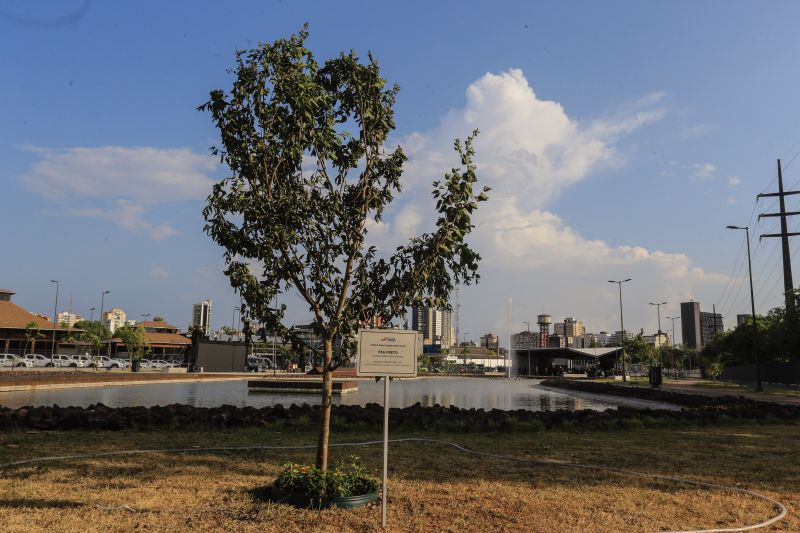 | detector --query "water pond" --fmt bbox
[0,377,676,412]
